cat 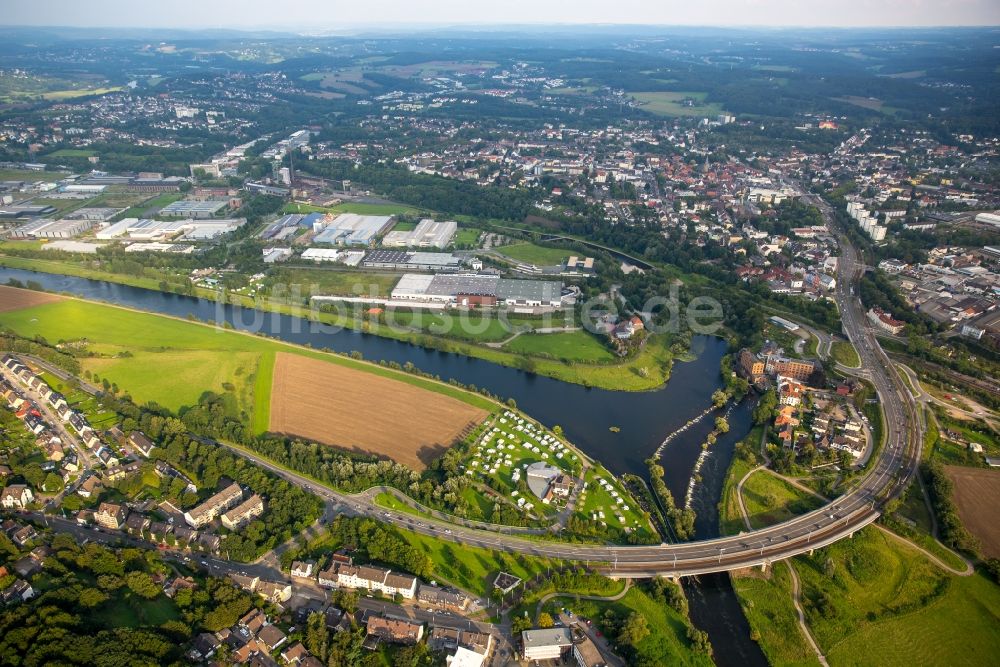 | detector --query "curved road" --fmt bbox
[211,191,922,578]
[22,199,921,577]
